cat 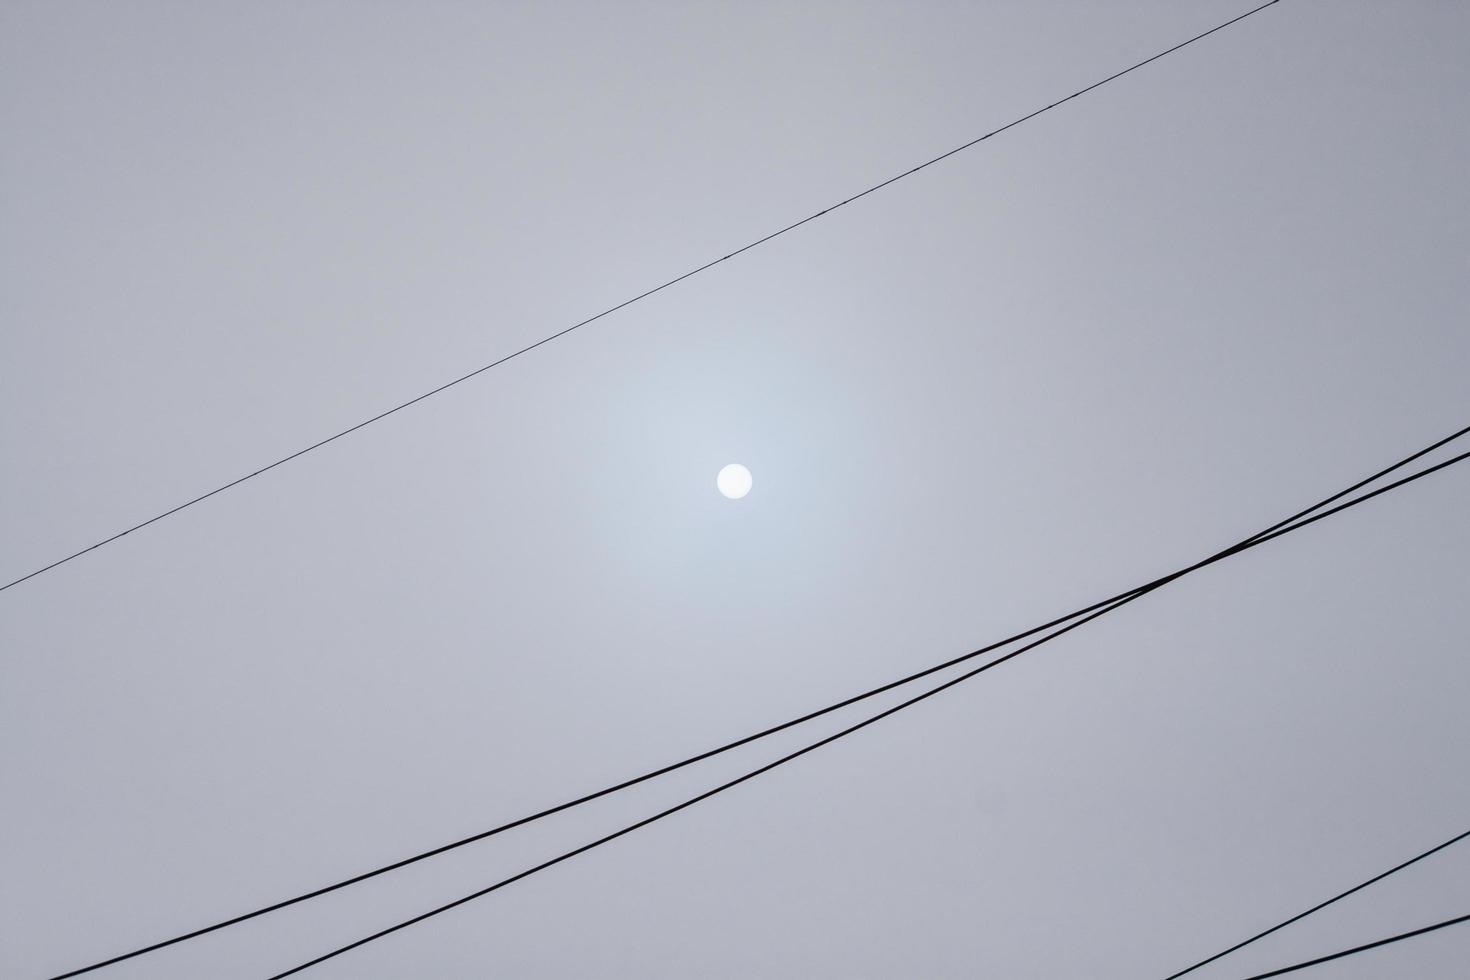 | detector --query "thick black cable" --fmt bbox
[265,593,1154,978]
[260,446,1470,977]
[47,425,1470,978]
[1163,827,1470,979]
[0,0,1284,596]
[1236,912,1470,979]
